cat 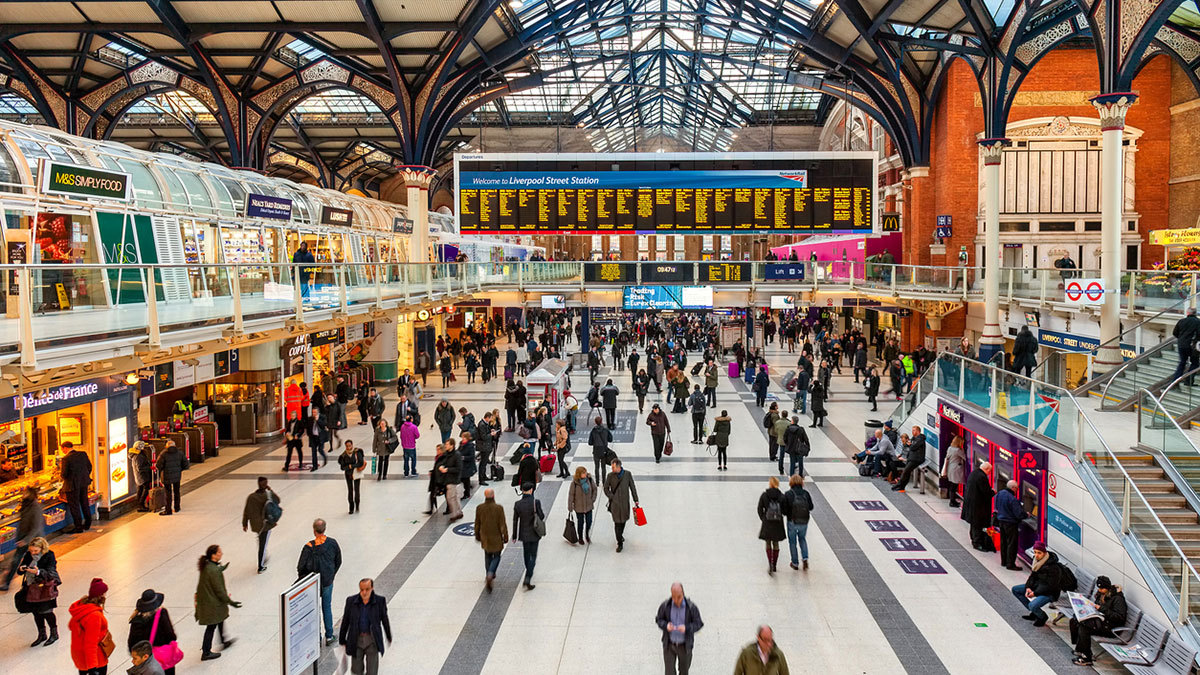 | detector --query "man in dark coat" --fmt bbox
[154,440,185,516]
[995,478,1027,571]
[961,461,995,551]
[60,441,93,532]
[511,482,544,591]
[338,578,392,674]
[782,416,810,478]
[292,241,316,296]
[600,379,620,429]
[1173,308,1200,385]
[242,476,281,573]
[474,413,495,486]
[655,582,704,675]
[588,416,614,483]
[1012,326,1039,377]
[891,426,927,492]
